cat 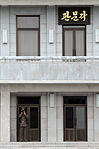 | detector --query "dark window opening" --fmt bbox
[66,107,73,128]
[30,107,38,128]
[18,96,40,104]
[64,96,87,104]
